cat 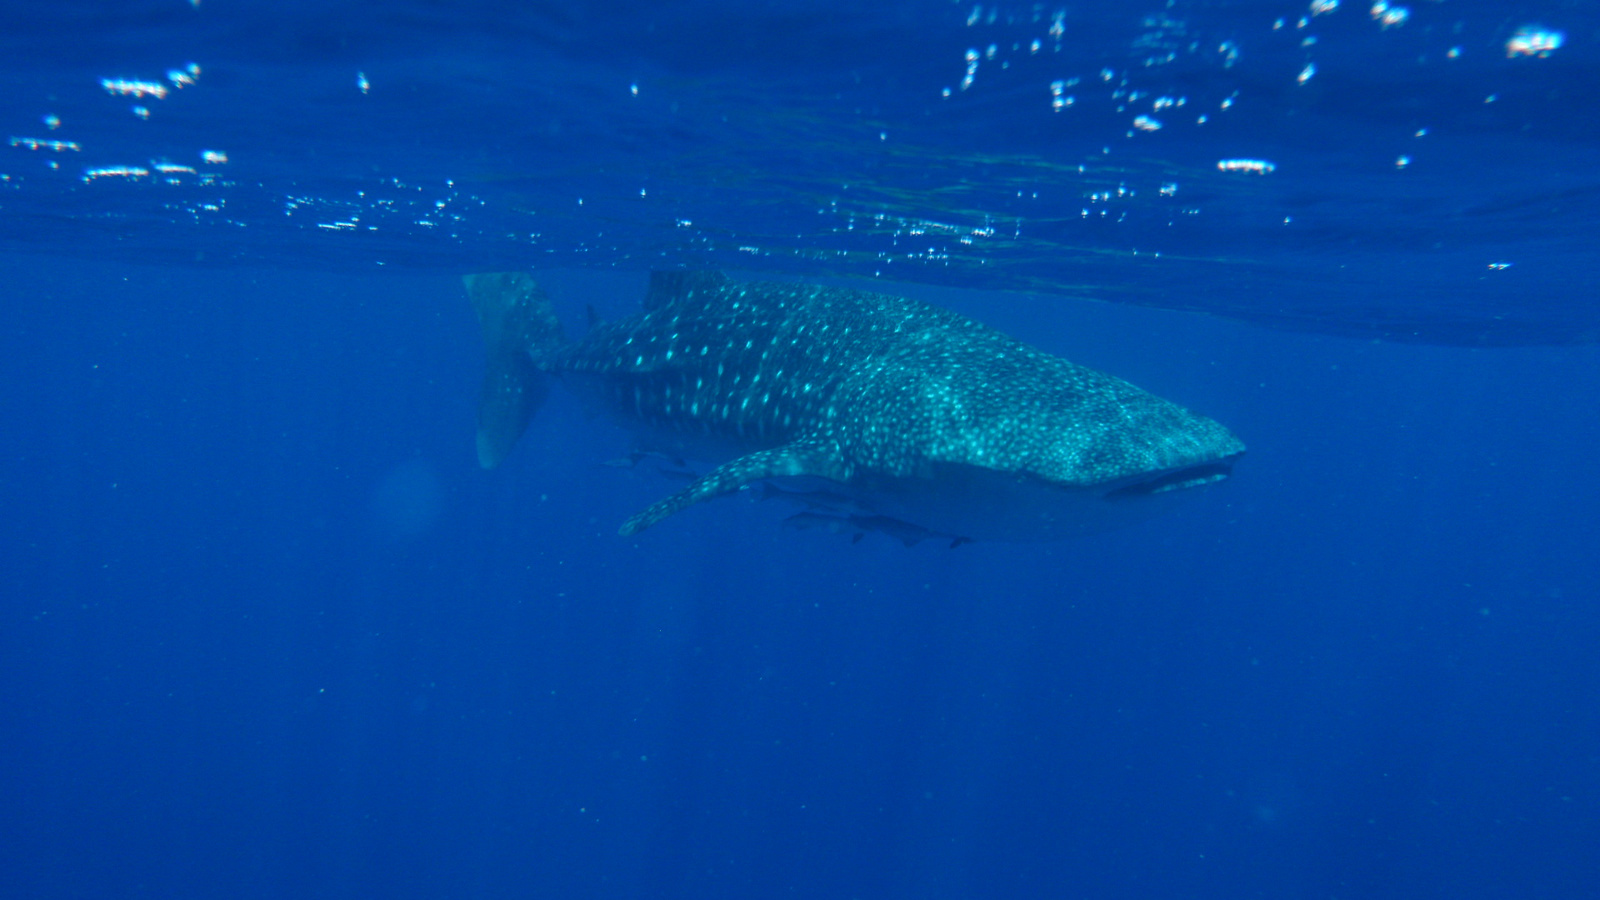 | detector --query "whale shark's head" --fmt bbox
[829,345,1245,541]
[1047,385,1247,498]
